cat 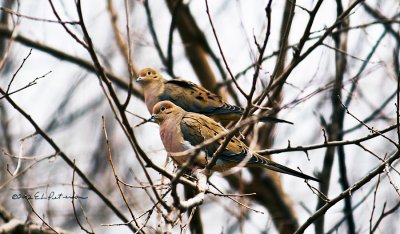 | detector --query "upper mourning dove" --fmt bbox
[150,100,320,182]
[136,68,292,124]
